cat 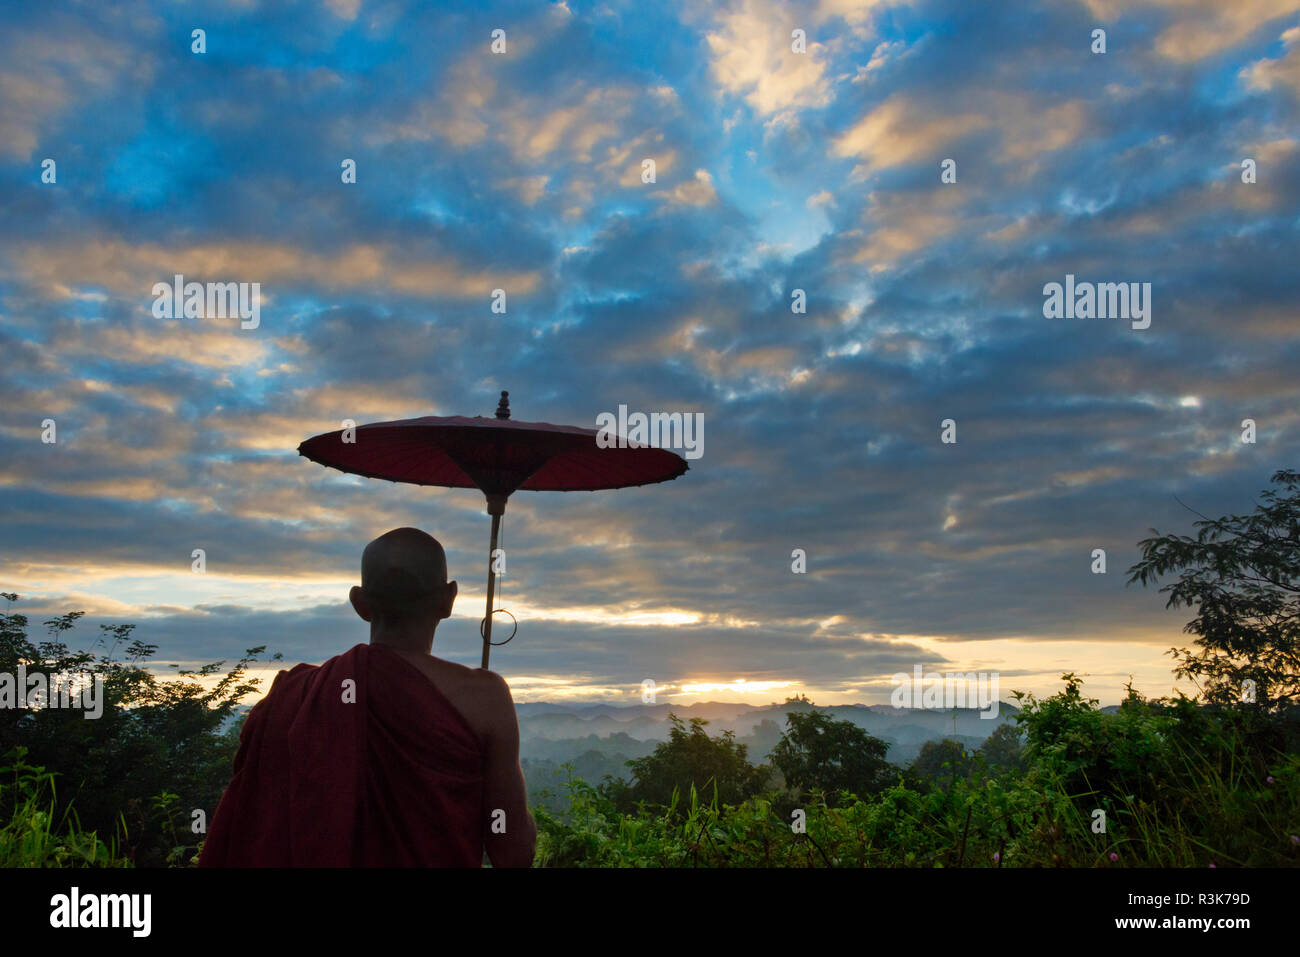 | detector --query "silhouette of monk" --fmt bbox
[200,527,535,867]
